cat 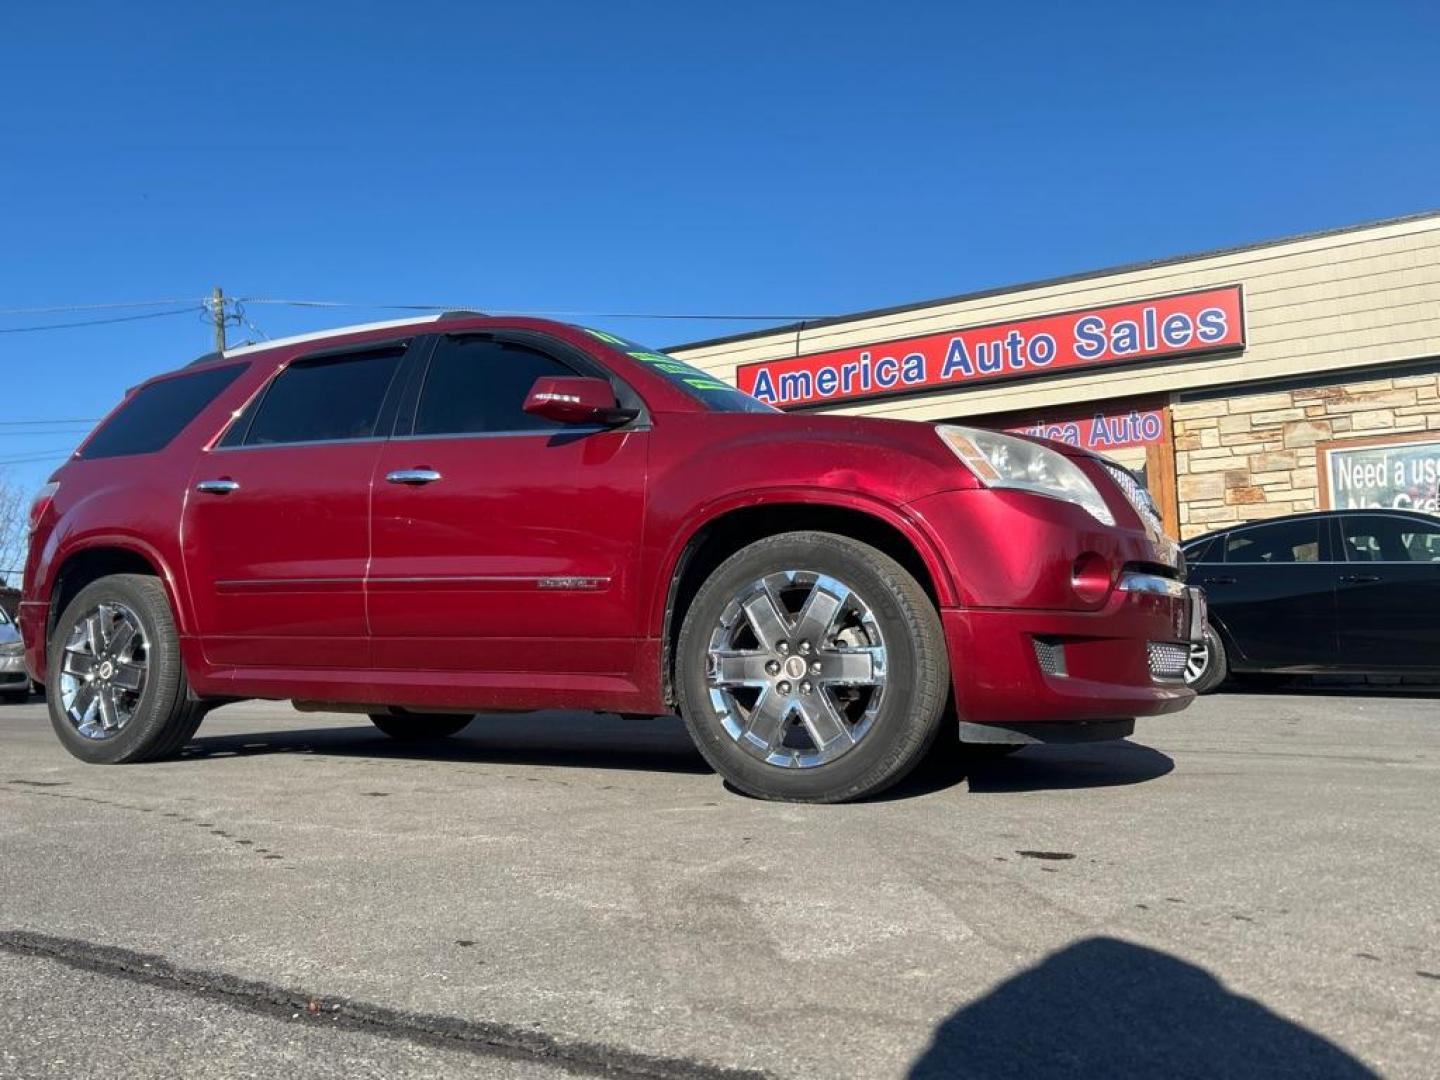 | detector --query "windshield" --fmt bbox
[584,329,777,414]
